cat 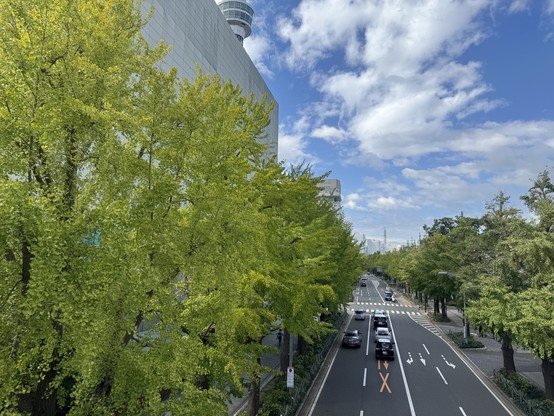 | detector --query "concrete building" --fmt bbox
[317,179,342,210]
[140,0,278,157]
